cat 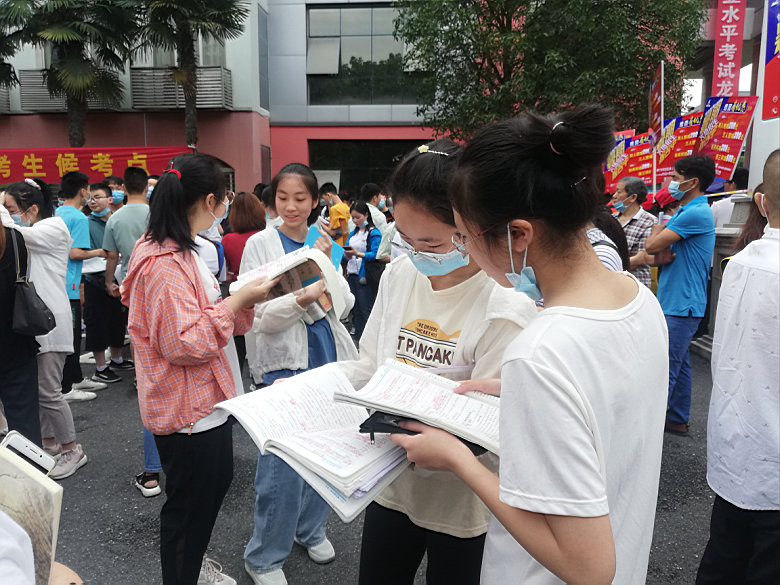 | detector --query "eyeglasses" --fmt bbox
[88,195,109,202]
[390,238,456,265]
[451,225,497,256]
